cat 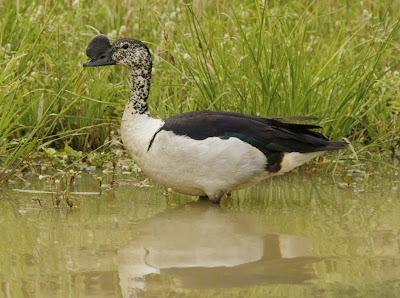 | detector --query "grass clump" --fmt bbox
[0,0,399,181]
